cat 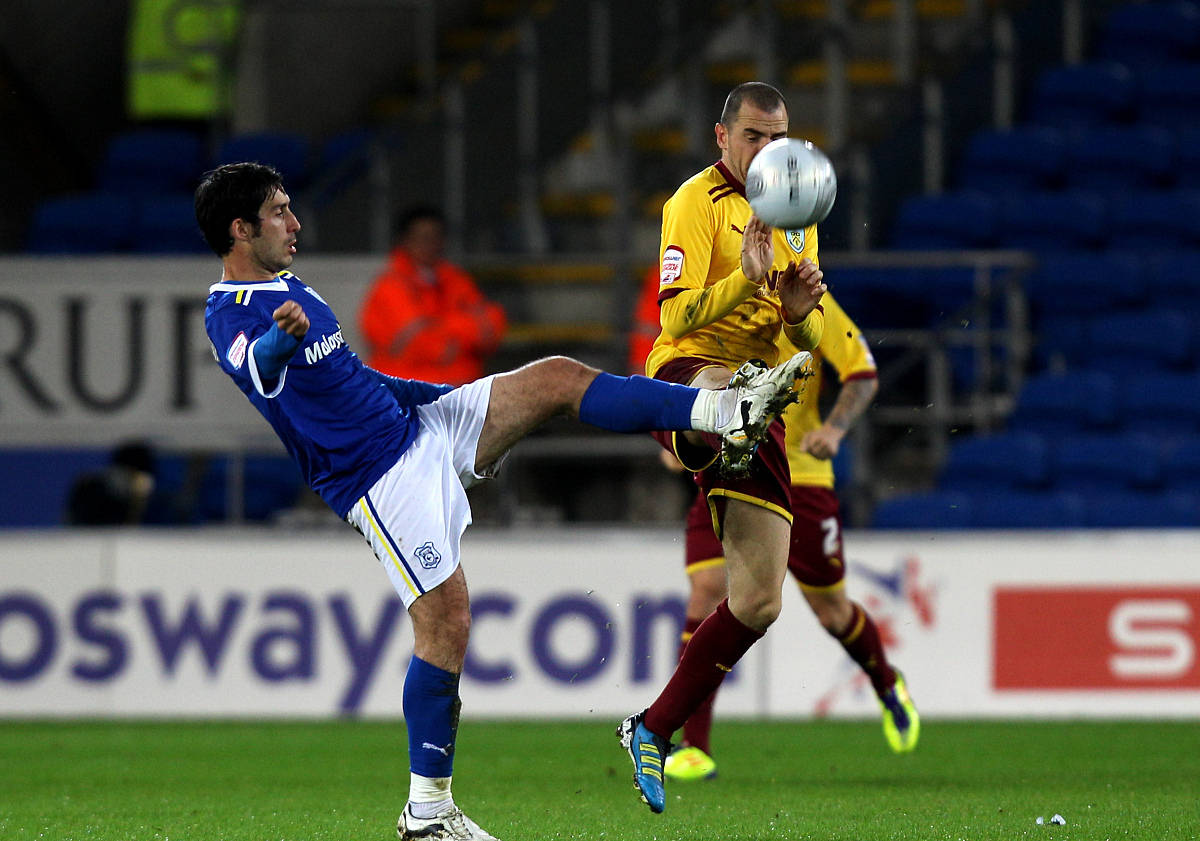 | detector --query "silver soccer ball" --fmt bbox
[745,138,837,229]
